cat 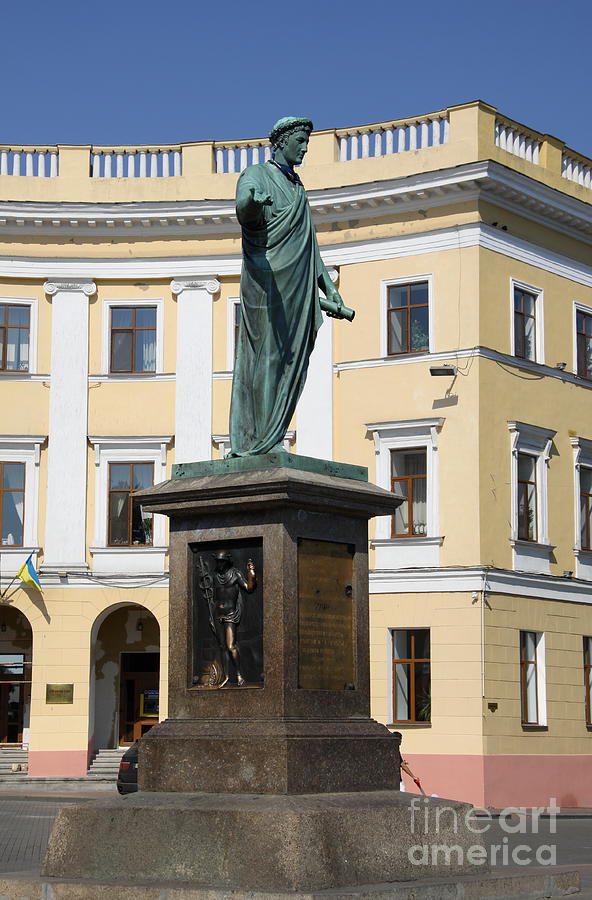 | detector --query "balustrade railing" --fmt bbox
[0,147,59,176]
[214,142,271,174]
[495,120,541,164]
[562,153,592,189]
[337,112,449,162]
[90,147,182,178]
